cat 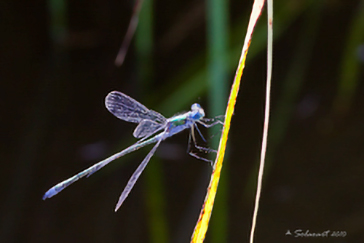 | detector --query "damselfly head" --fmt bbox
[191,103,205,120]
